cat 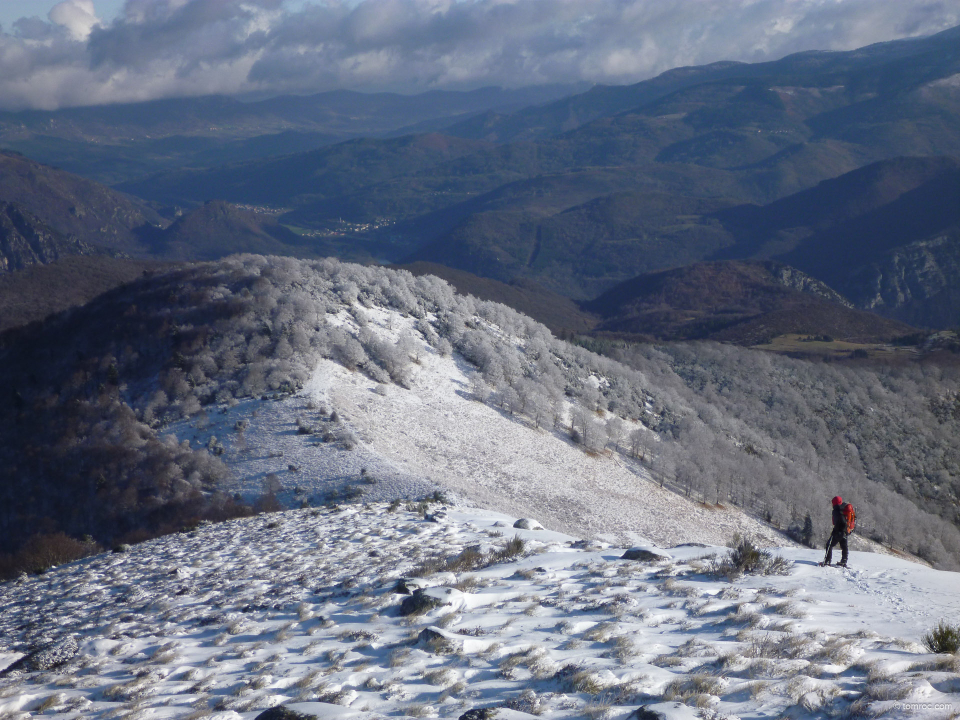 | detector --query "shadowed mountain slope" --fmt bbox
[0,152,334,266]
[584,261,917,344]
[708,156,960,327]
[396,261,598,336]
[0,256,164,332]
[0,201,92,273]
[715,156,960,258]
[117,133,493,209]
[0,151,163,253]
[775,165,960,286]
[150,201,332,261]
[407,191,739,298]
